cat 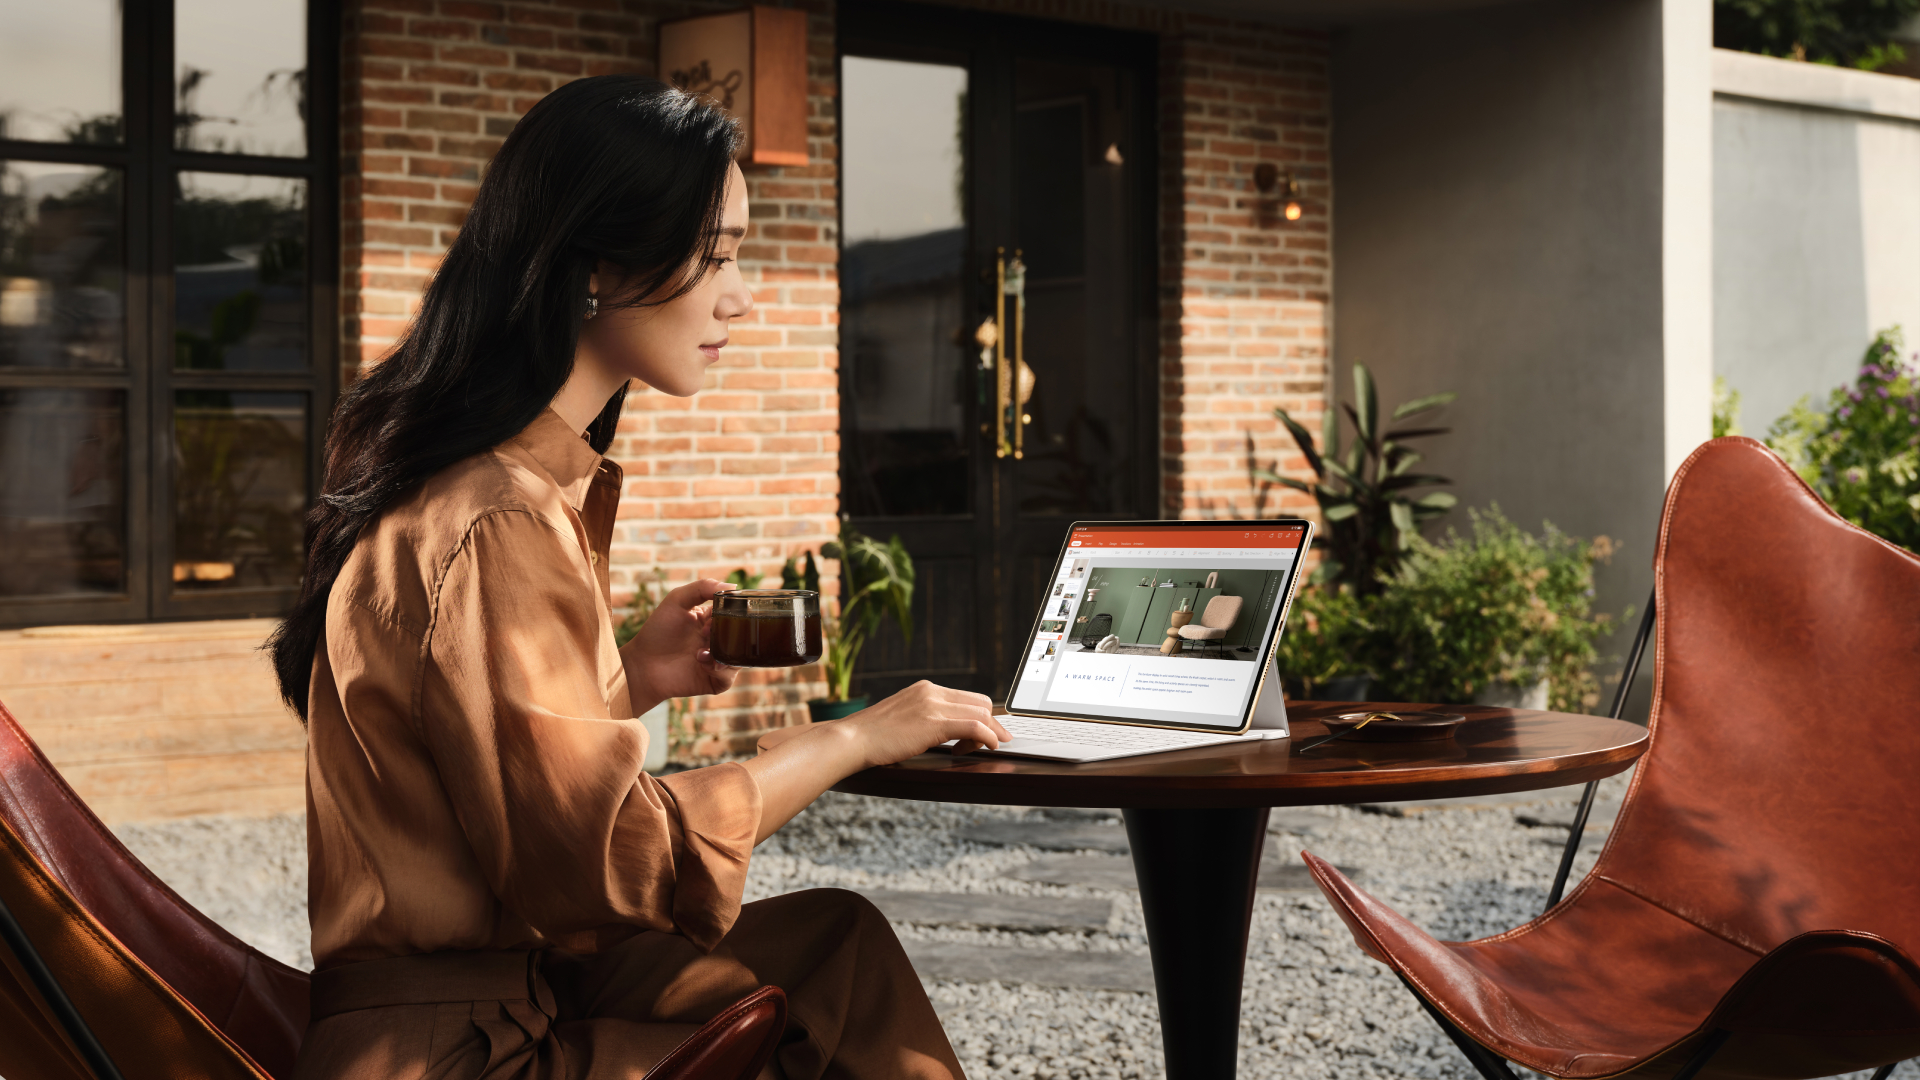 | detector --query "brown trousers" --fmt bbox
[292,889,963,1080]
